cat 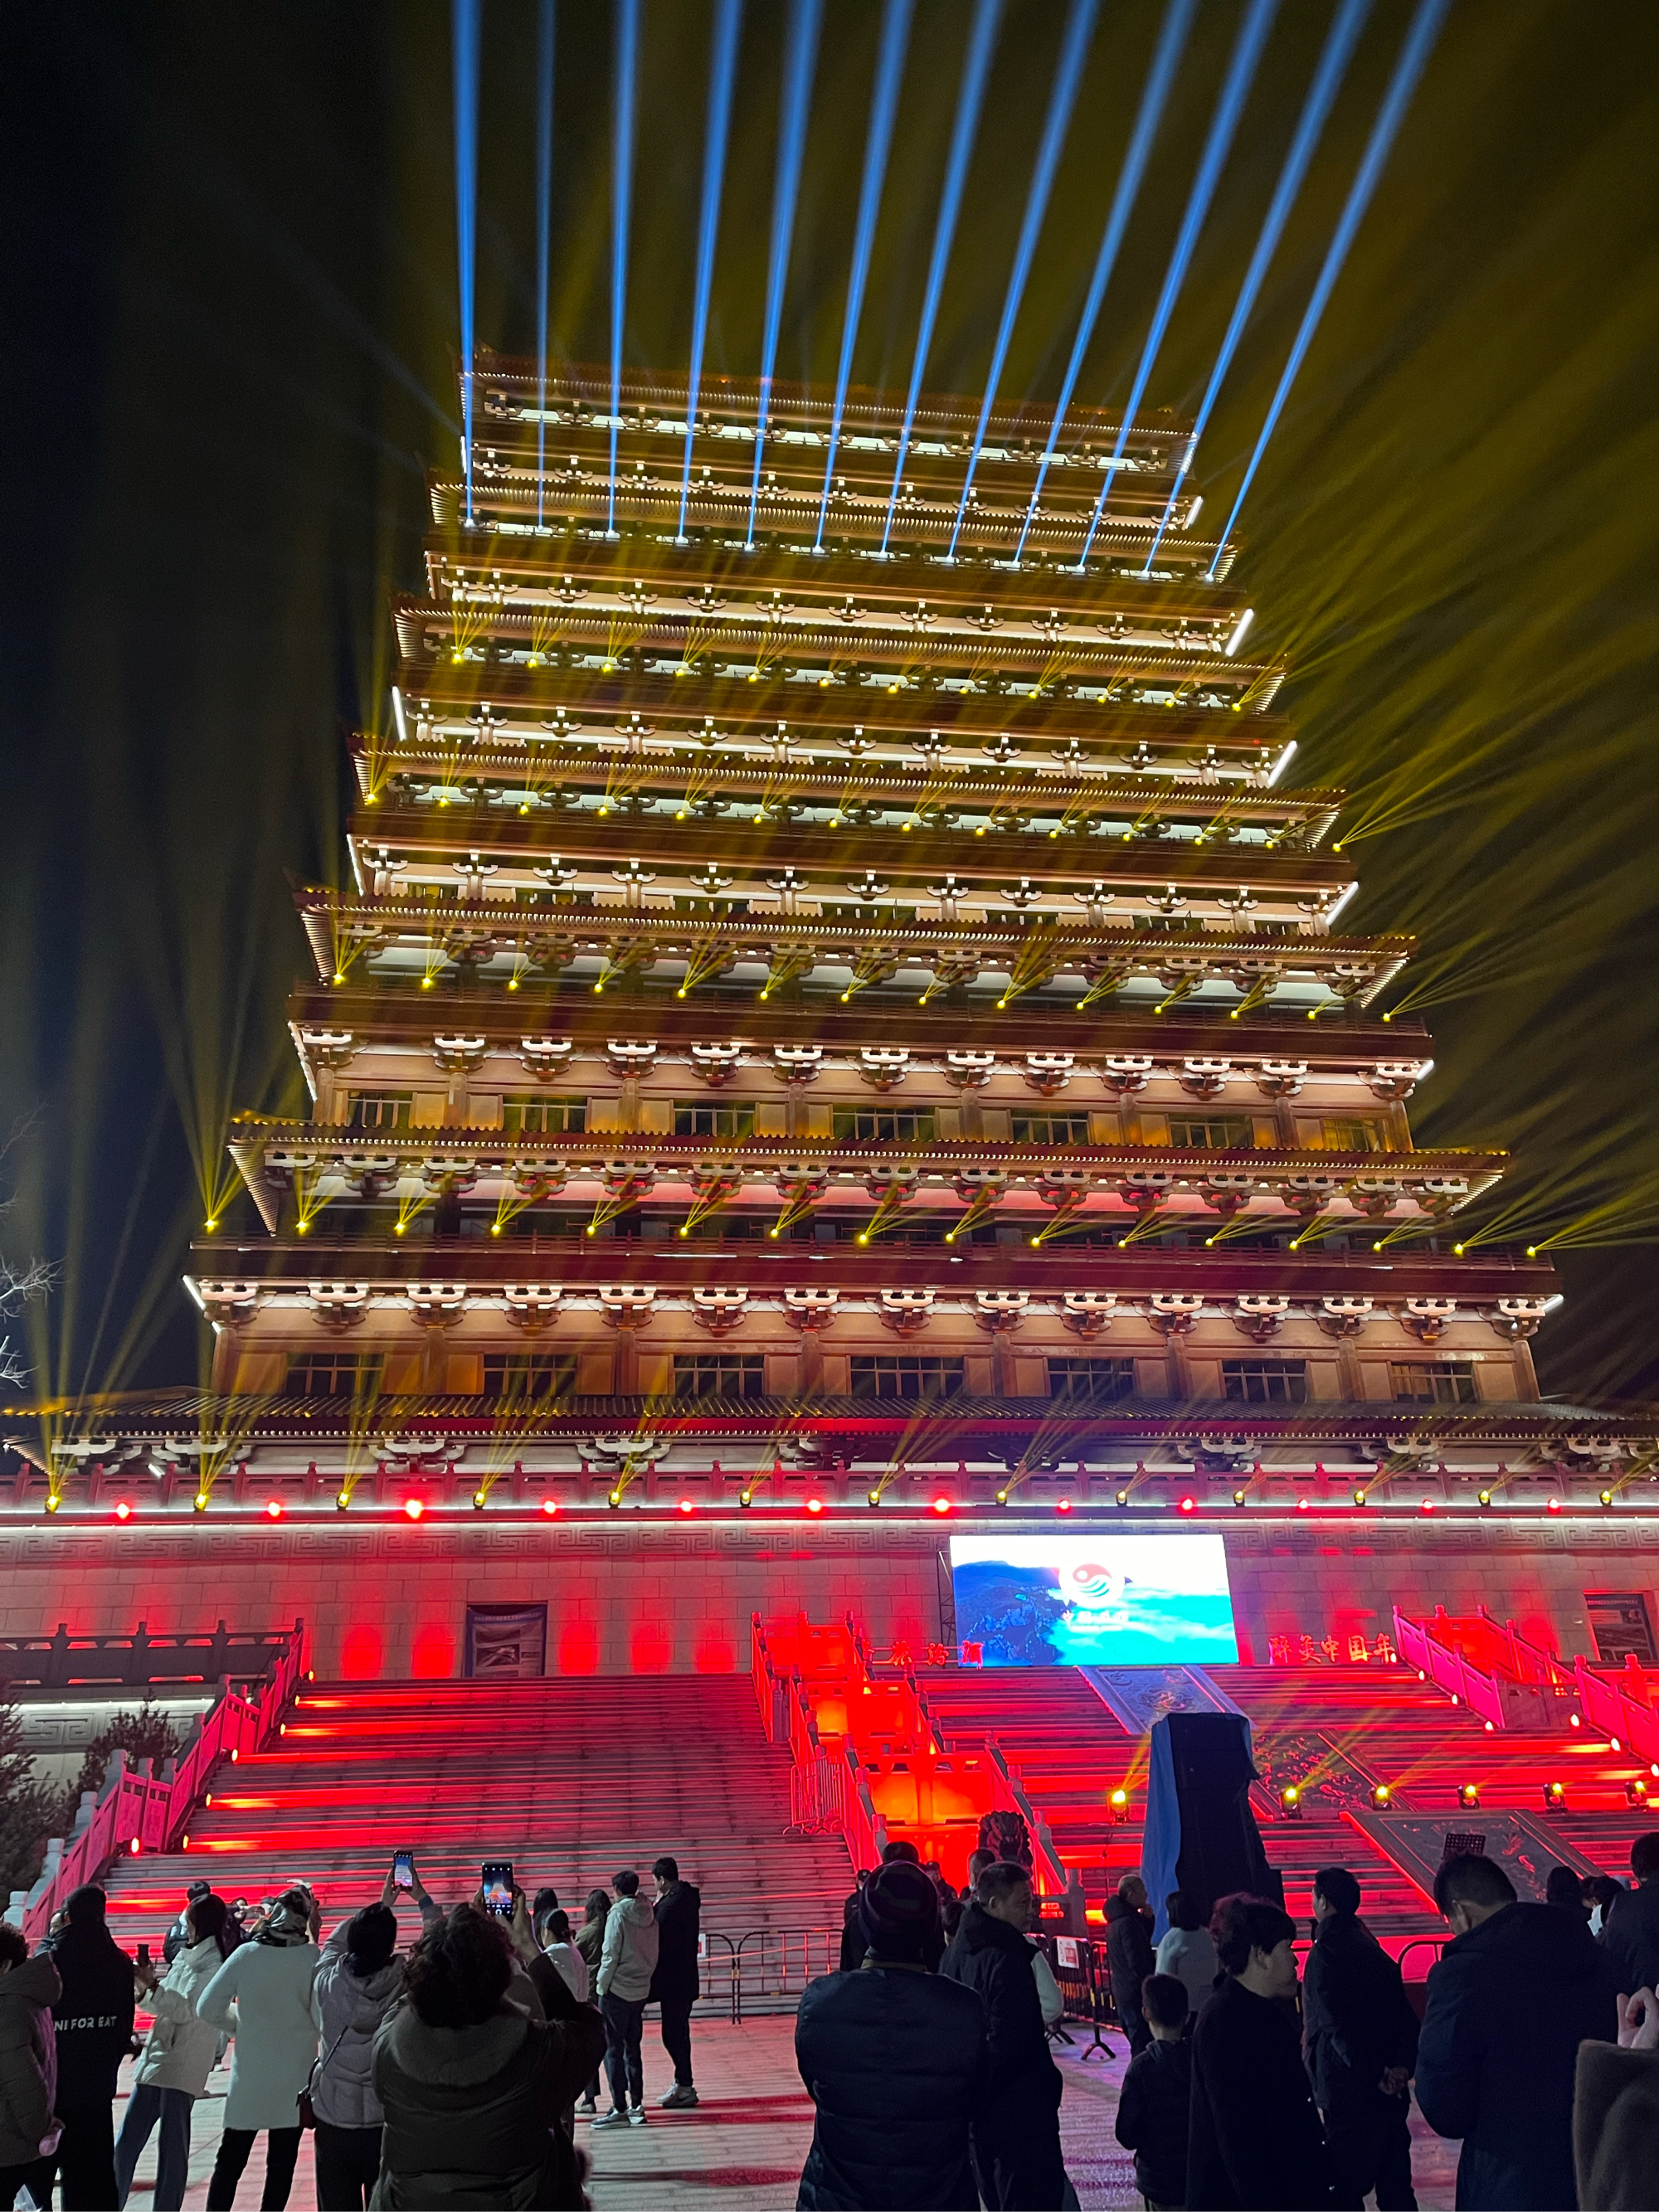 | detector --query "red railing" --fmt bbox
[1393,1608,1507,1728]
[14,1621,307,1945]
[1573,1658,1659,1766]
